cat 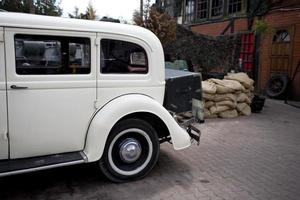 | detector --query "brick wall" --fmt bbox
[190,18,248,37]
[259,9,300,99]
[292,24,300,99]
[189,7,300,99]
